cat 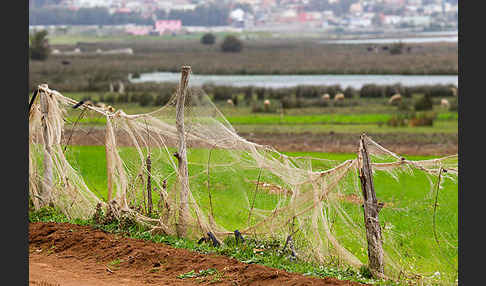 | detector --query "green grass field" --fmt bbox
[63,145,458,282]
